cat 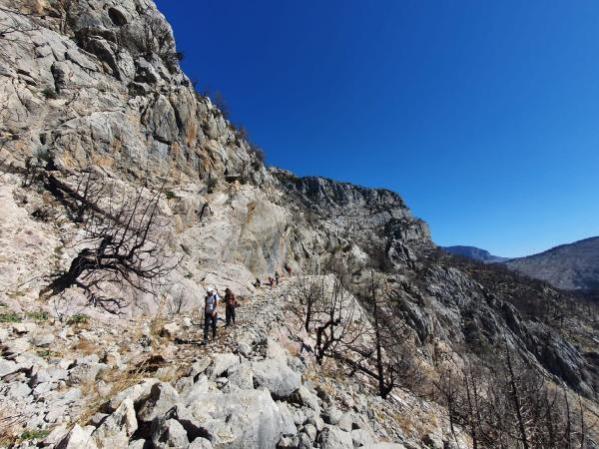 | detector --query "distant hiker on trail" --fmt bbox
[253,278,261,288]
[275,271,280,286]
[284,263,292,276]
[268,276,275,288]
[224,288,237,326]
[203,287,220,344]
